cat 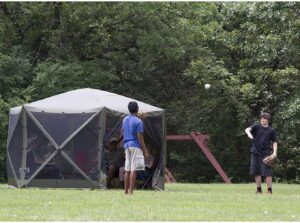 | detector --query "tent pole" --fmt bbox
[7,111,22,149]
[162,111,167,189]
[7,150,19,187]
[20,108,28,187]
[97,108,107,188]
[151,112,166,190]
